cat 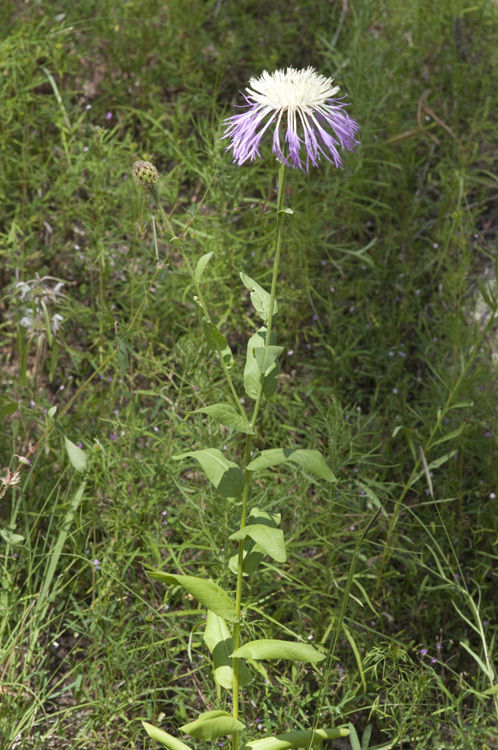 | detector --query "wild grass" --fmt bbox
[1,0,497,748]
